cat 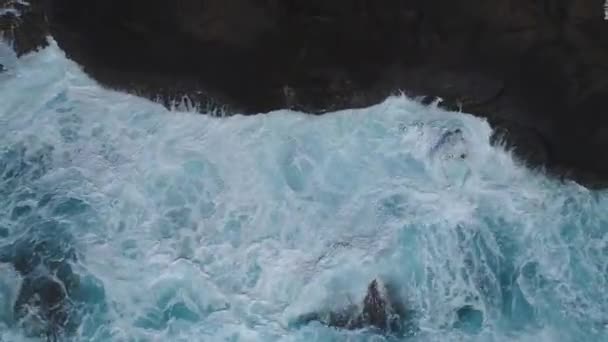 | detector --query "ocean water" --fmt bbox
[0,40,607,342]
